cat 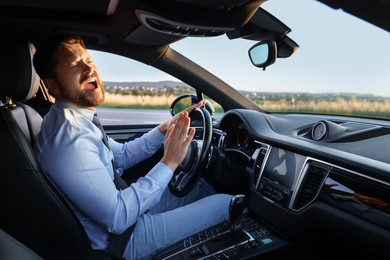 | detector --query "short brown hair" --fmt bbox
[33,34,85,79]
